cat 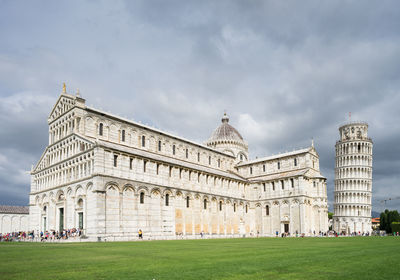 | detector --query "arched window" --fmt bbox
[203,199,207,210]
[140,192,145,204]
[219,201,222,211]
[186,196,190,208]
[99,123,103,136]
[281,180,284,190]
[233,203,236,212]
[141,136,146,147]
[277,162,281,169]
[218,159,220,168]
[250,167,253,175]
[121,130,125,142]
[77,198,83,208]
[266,205,269,216]
[158,140,162,151]
[197,152,200,162]
[294,158,297,166]
[172,145,176,155]
[186,149,188,158]
[291,178,294,188]
[263,183,266,192]
[165,194,169,206]
[240,154,243,161]
[245,205,248,213]
[113,155,118,167]
[272,182,275,191]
